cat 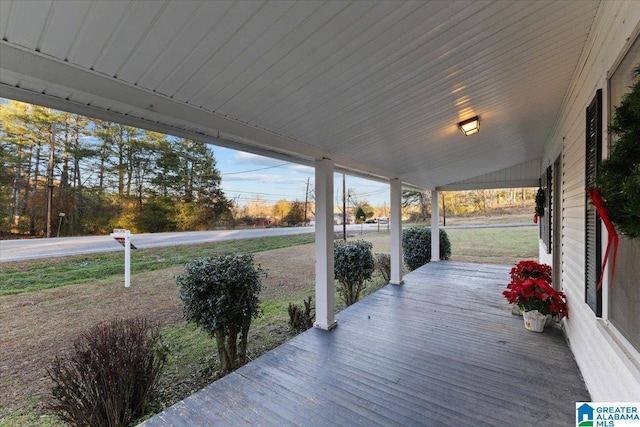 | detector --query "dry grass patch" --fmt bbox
[0,268,184,417]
